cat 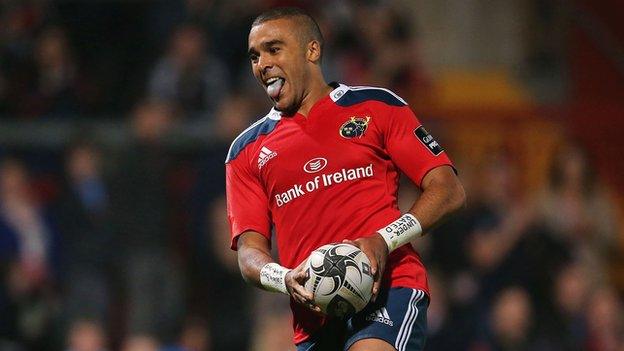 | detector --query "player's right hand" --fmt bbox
[285,259,321,313]
[343,234,389,303]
